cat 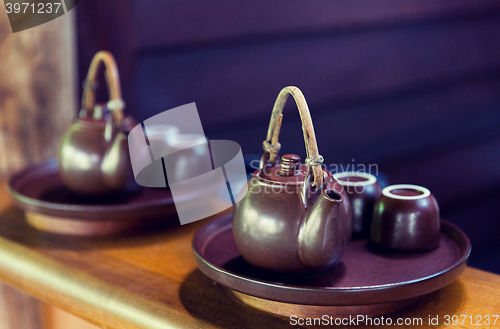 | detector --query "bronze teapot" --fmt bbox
[58,51,133,196]
[233,86,352,276]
